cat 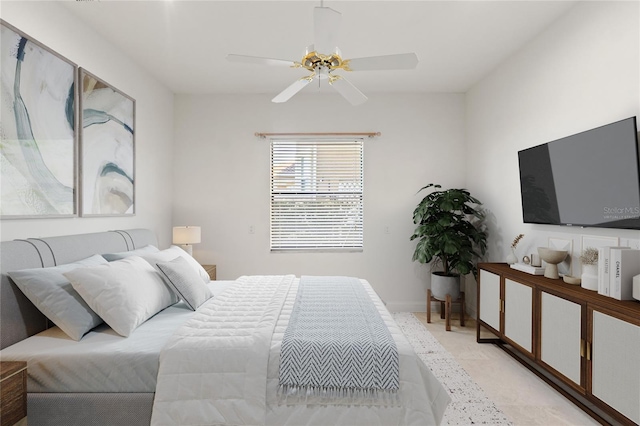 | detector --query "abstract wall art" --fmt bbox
[79,68,135,216]
[0,20,77,218]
